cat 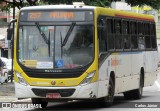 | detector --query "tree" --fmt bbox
[111,0,160,10]
[40,0,160,10]
[0,0,160,11]
[0,0,43,11]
